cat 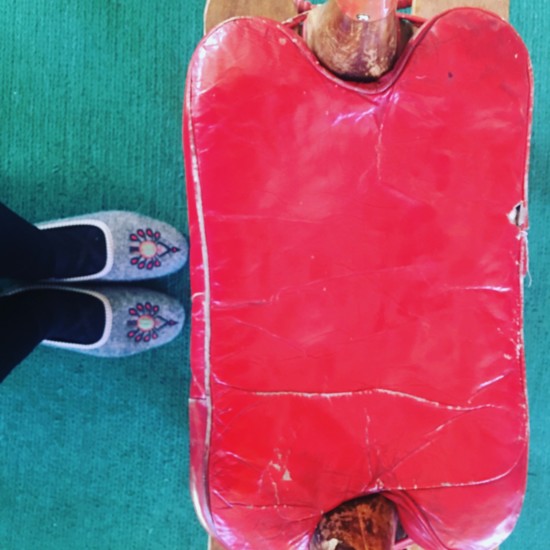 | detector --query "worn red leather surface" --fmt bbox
[184,8,531,549]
